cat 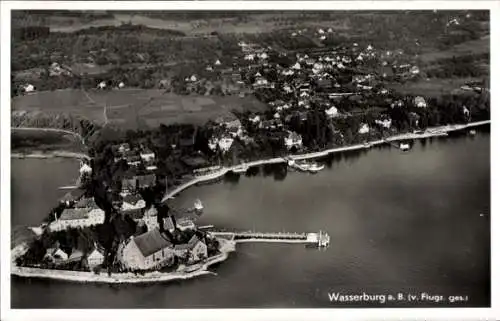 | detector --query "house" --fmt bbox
[49,208,105,231]
[120,228,174,271]
[325,106,339,118]
[118,143,131,154]
[59,188,86,206]
[122,178,138,194]
[143,208,159,230]
[284,131,303,150]
[249,114,261,124]
[162,216,176,233]
[136,174,156,189]
[120,207,144,222]
[23,83,36,93]
[260,120,276,130]
[410,66,420,75]
[463,106,470,117]
[414,96,427,108]
[375,118,392,129]
[140,149,155,163]
[86,245,105,269]
[97,81,107,90]
[217,136,234,153]
[126,155,142,167]
[118,81,125,89]
[67,248,84,263]
[173,234,207,263]
[176,217,196,231]
[74,197,98,209]
[44,247,68,262]
[122,194,146,210]
[358,123,370,134]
